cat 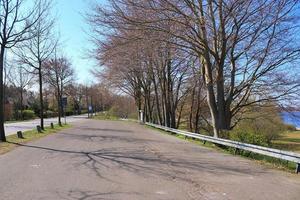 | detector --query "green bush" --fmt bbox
[128,112,138,119]
[65,107,74,116]
[22,110,36,120]
[94,111,118,120]
[108,106,120,117]
[44,110,57,118]
[228,103,291,147]
[108,105,137,119]
[229,129,269,147]
[230,116,286,146]
[81,109,88,114]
